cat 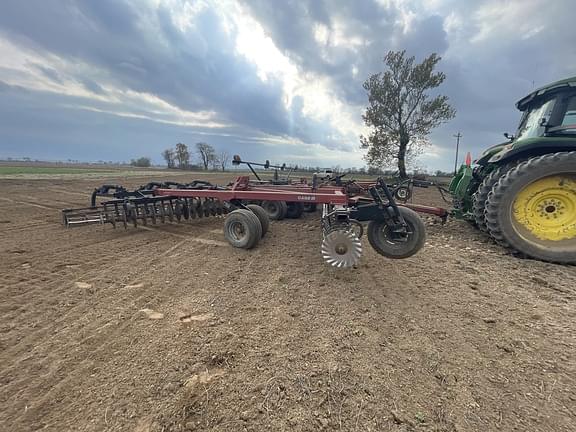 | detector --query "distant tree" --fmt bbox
[130,157,151,167]
[175,143,190,169]
[162,148,176,169]
[196,142,216,170]
[219,151,230,172]
[367,166,381,176]
[361,50,456,178]
[412,171,428,180]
